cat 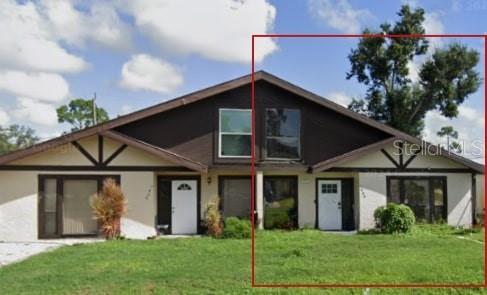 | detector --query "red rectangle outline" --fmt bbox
[250,34,487,289]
